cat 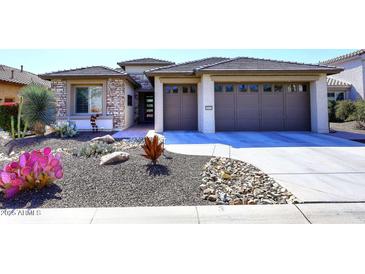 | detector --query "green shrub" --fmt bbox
[0,104,20,132]
[20,84,56,135]
[335,100,356,122]
[73,141,115,158]
[353,100,365,128]
[328,100,337,122]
